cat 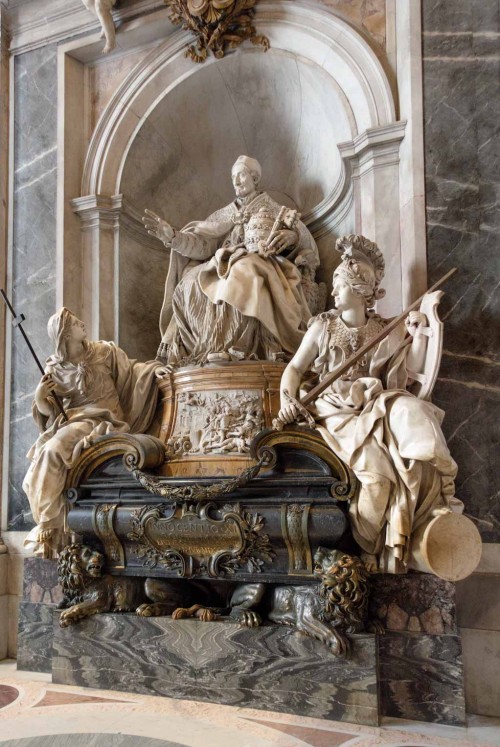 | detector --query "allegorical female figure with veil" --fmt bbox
[23,308,162,557]
[276,235,464,574]
[143,155,322,364]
